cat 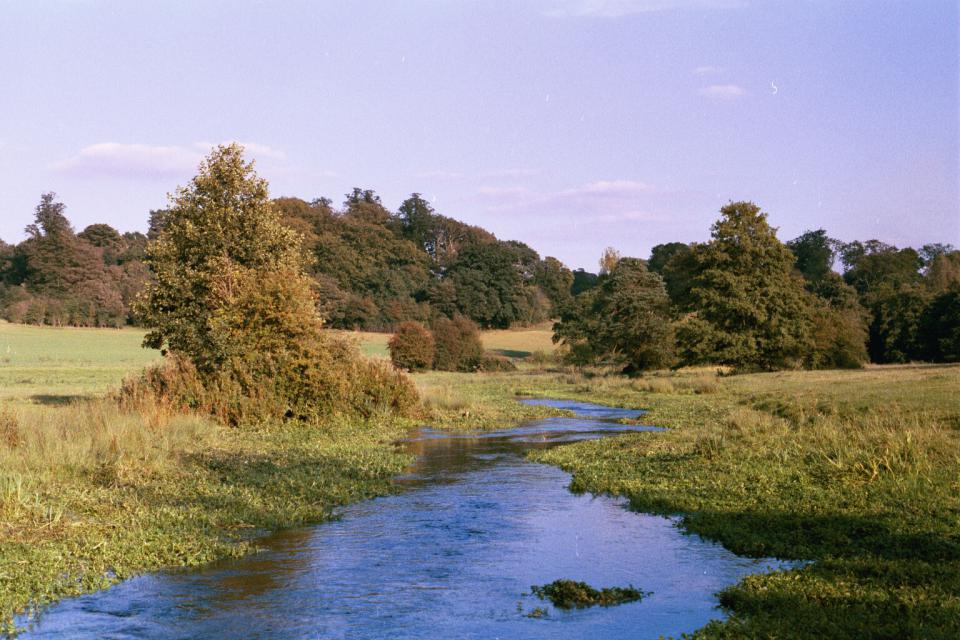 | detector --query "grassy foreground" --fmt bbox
[2,322,958,638]
[518,366,960,639]
[0,322,561,633]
